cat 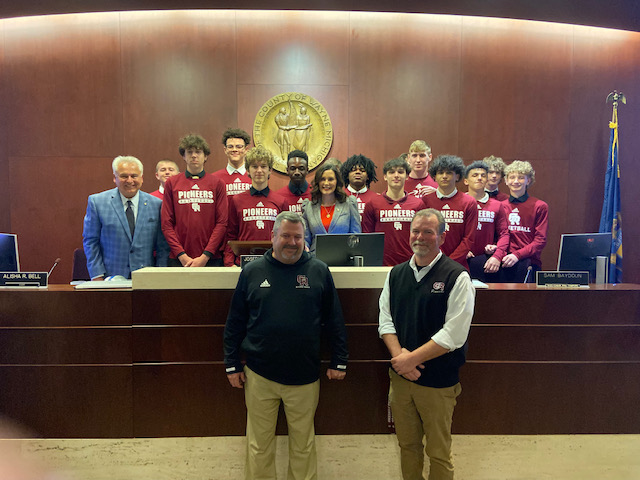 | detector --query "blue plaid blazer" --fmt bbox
[83,188,169,279]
